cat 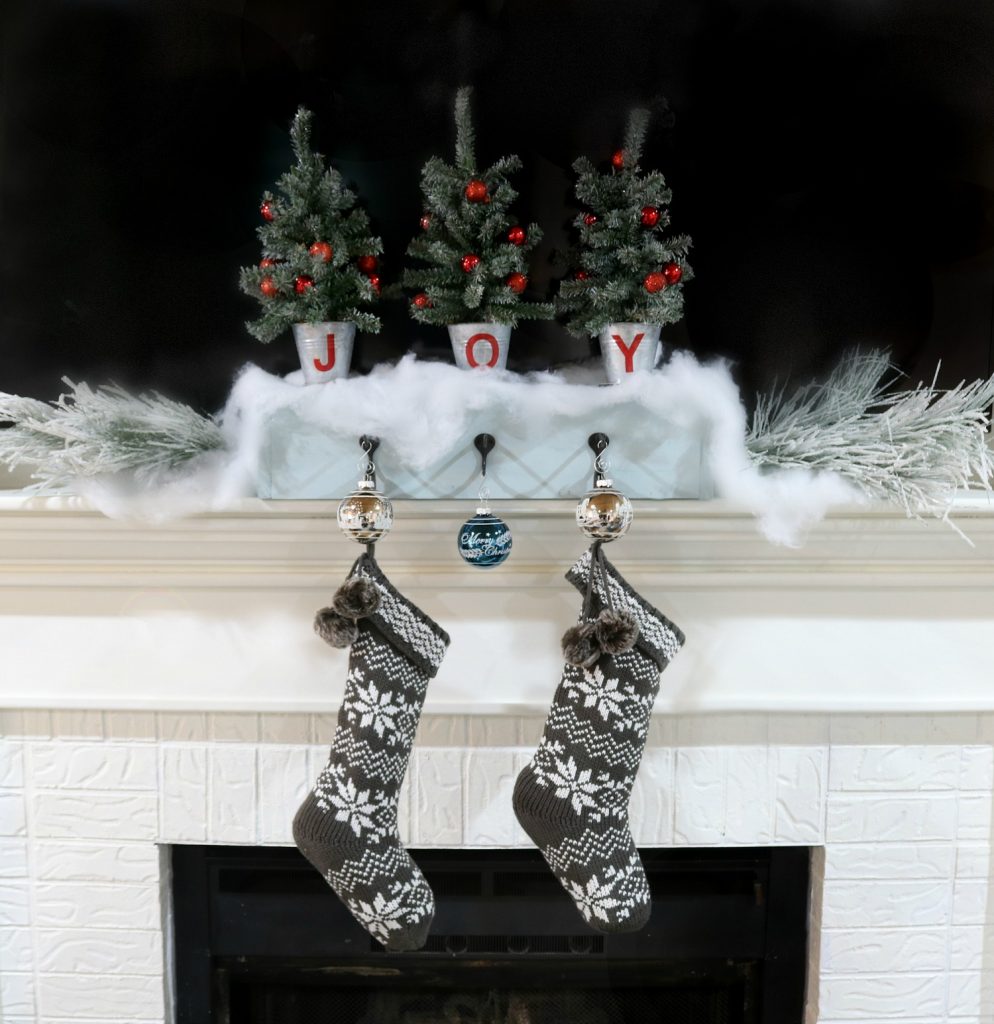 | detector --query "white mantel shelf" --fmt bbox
[2,492,994,714]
